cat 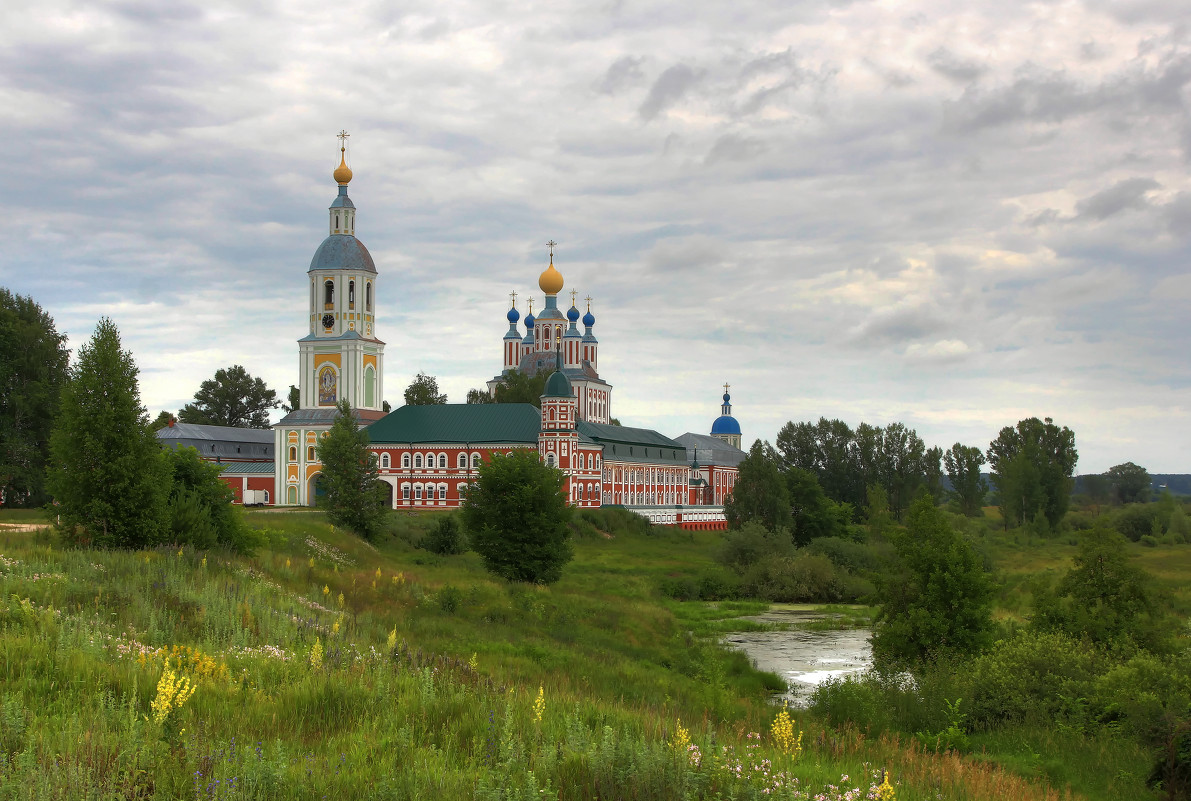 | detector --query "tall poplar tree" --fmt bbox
[315,400,387,540]
[0,288,70,507]
[48,317,169,547]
